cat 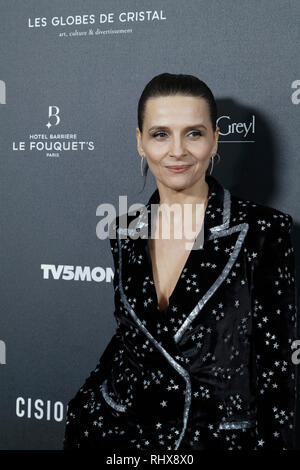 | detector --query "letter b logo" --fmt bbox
[47,105,60,128]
